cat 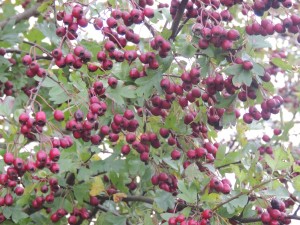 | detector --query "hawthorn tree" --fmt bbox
[0,0,300,224]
